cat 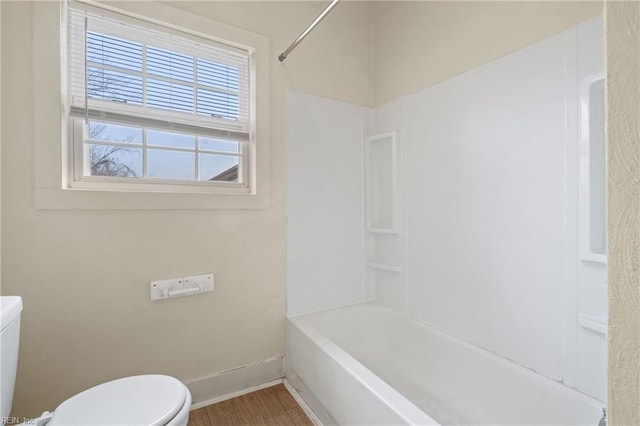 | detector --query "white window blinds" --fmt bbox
[68,2,252,141]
